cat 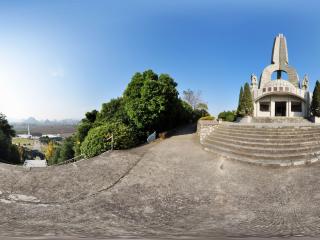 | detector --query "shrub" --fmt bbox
[80,122,138,158]
[9,145,21,164]
[218,111,236,122]
[59,137,75,161]
[199,116,215,120]
[193,109,210,121]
